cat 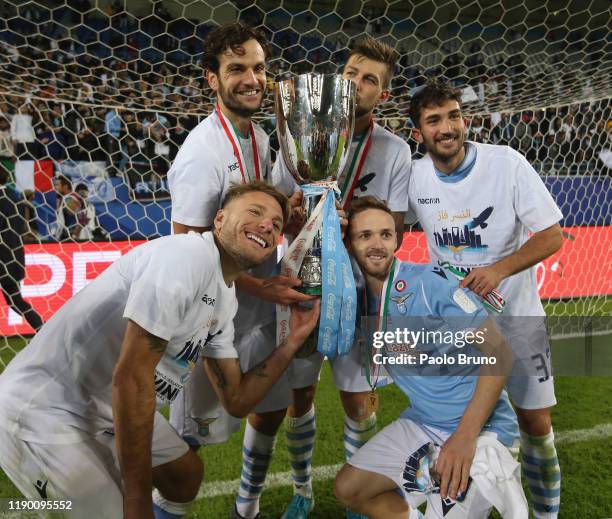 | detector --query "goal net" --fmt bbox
[0,0,610,365]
